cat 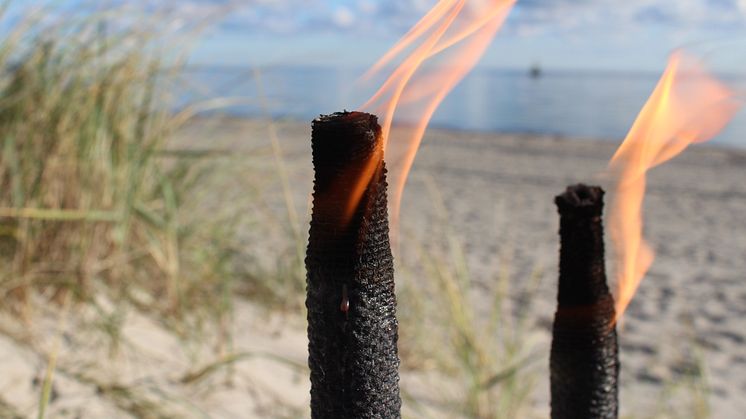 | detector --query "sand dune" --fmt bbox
[1,116,744,418]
